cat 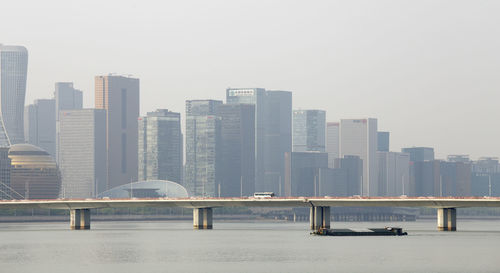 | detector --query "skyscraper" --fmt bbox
[59,109,107,198]
[138,109,182,183]
[185,100,222,197]
[284,151,328,196]
[293,109,326,152]
[0,147,12,199]
[0,45,28,145]
[409,160,439,196]
[334,155,363,196]
[54,82,83,163]
[377,151,410,196]
[377,131,390,152]
[340,118,378,196]
[24,99,56,158]
[326,122,340,168]
[226,88,292,195]
[402,147,434,162]
[263,91,292,194]
[95,75,140,190]
[216,104,255,197]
